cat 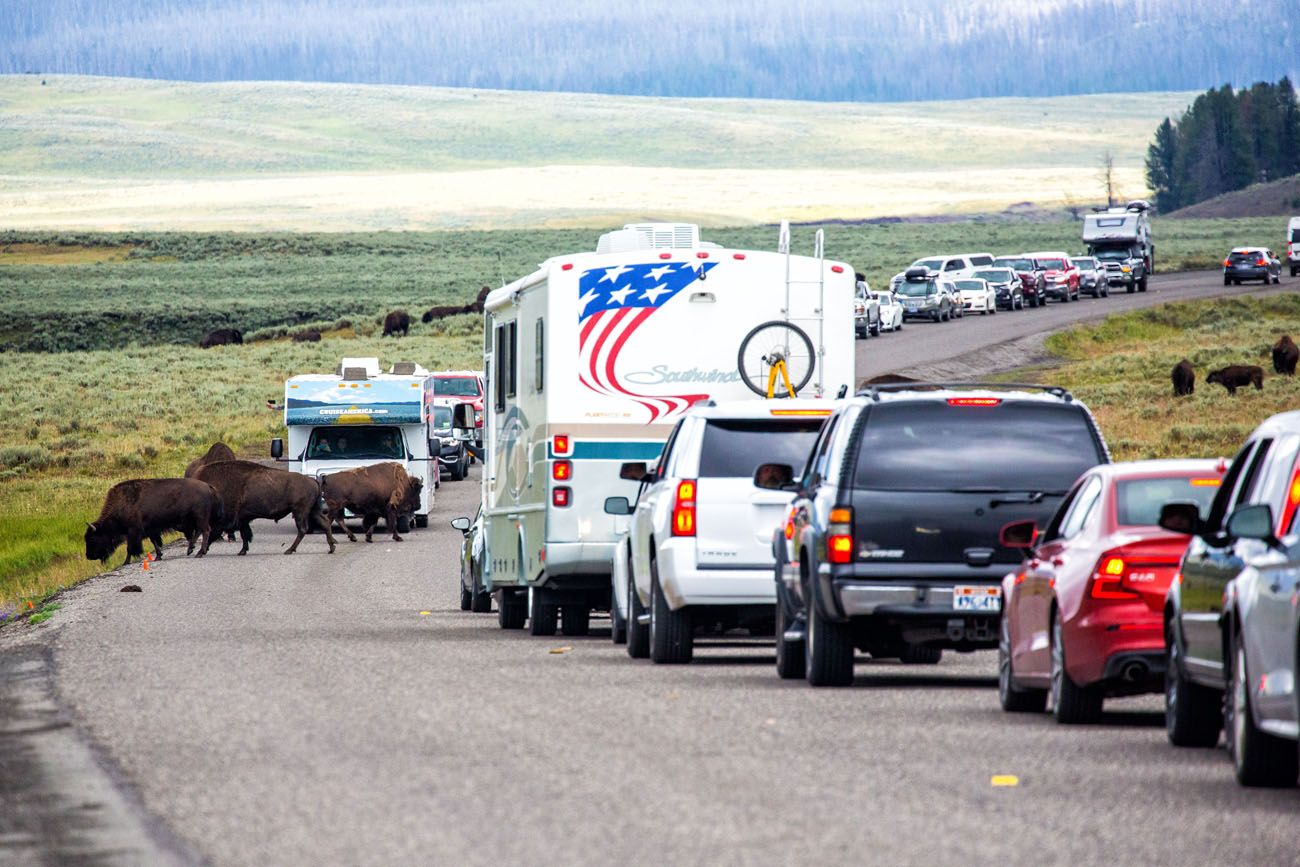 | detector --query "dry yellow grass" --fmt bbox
[0,242,135,265]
